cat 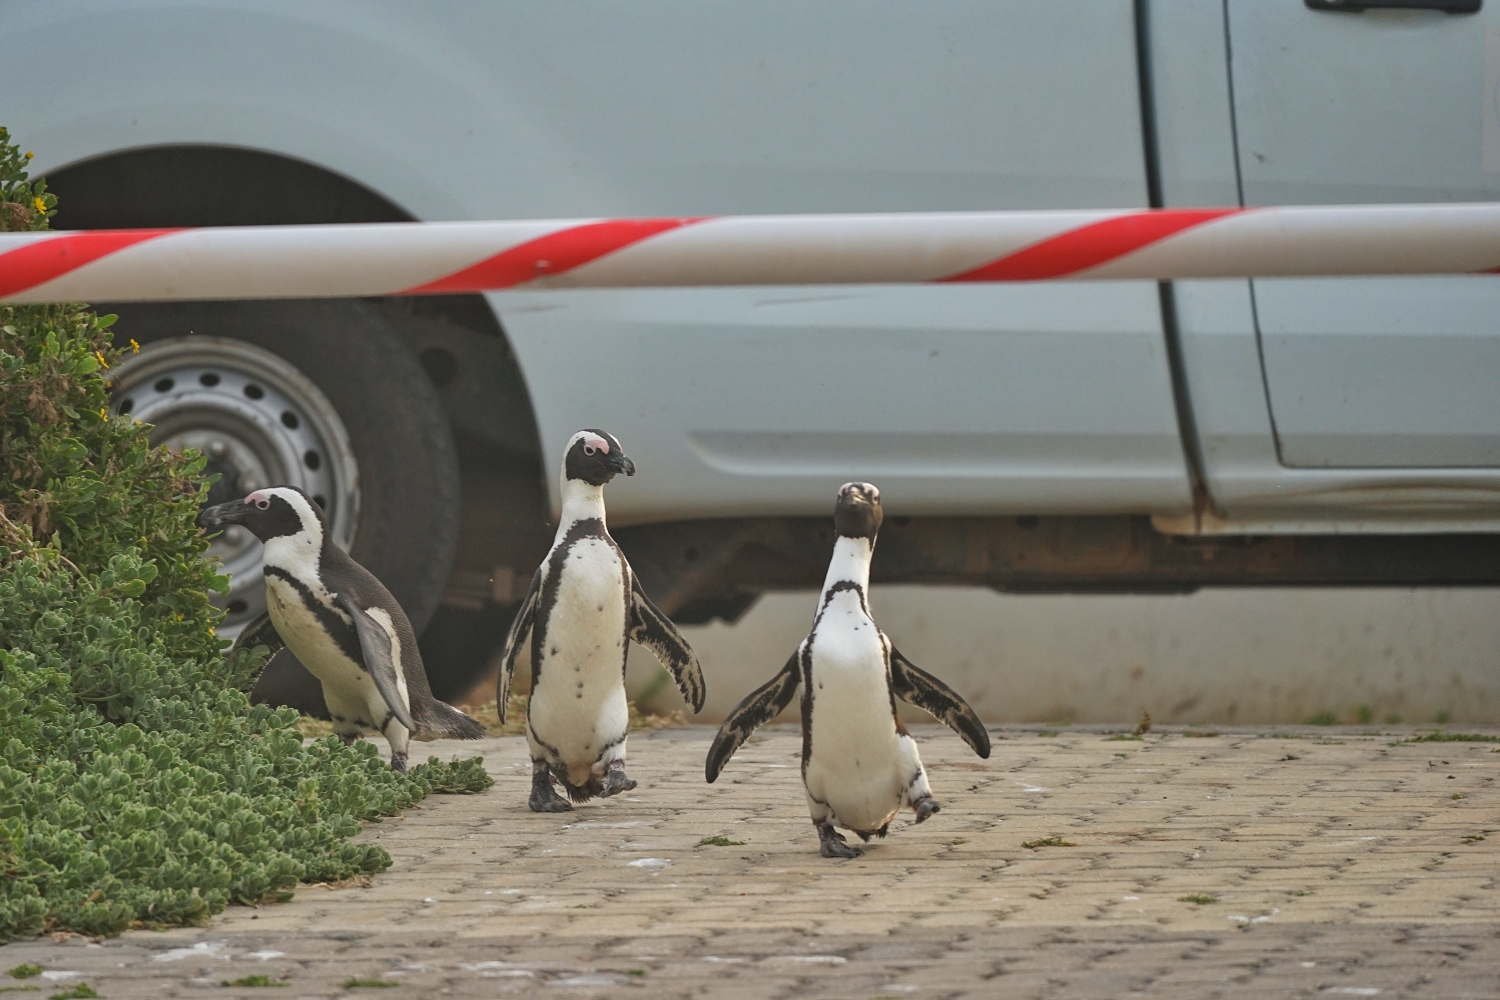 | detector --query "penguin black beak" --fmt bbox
[197,498,252,530]
[612,453,636,477]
